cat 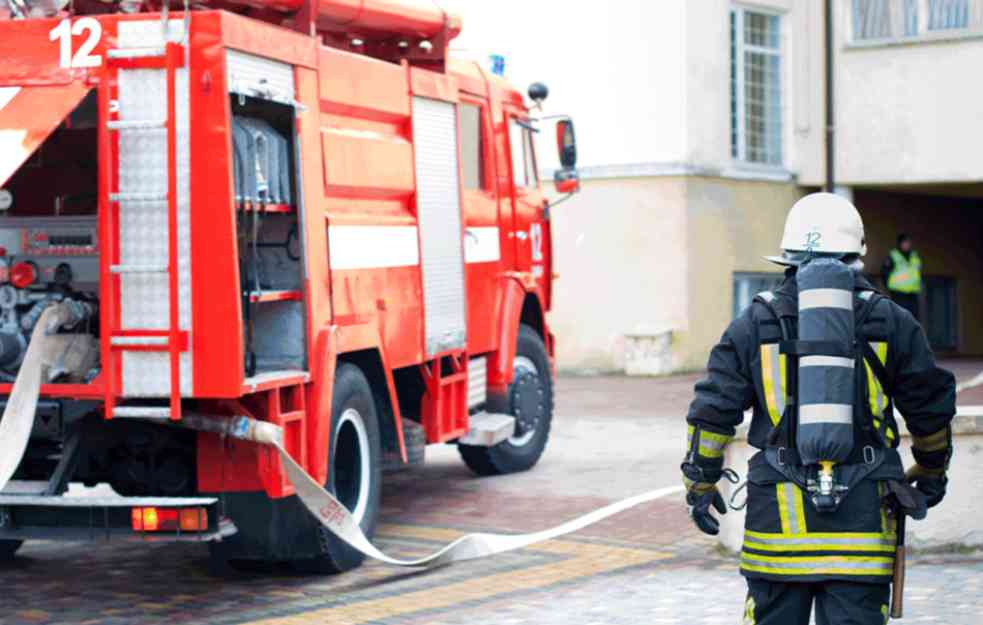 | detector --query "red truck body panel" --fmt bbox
[0,8,554,499]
